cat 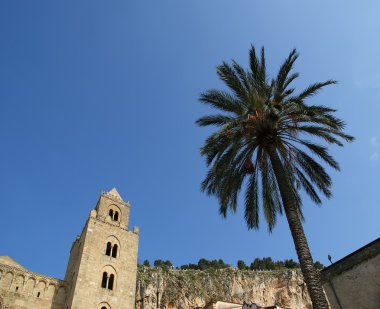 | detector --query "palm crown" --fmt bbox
[197,47,353,231]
